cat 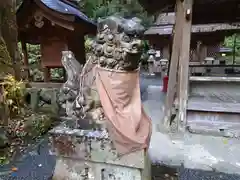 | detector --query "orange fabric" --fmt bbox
[96,66,152,155]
